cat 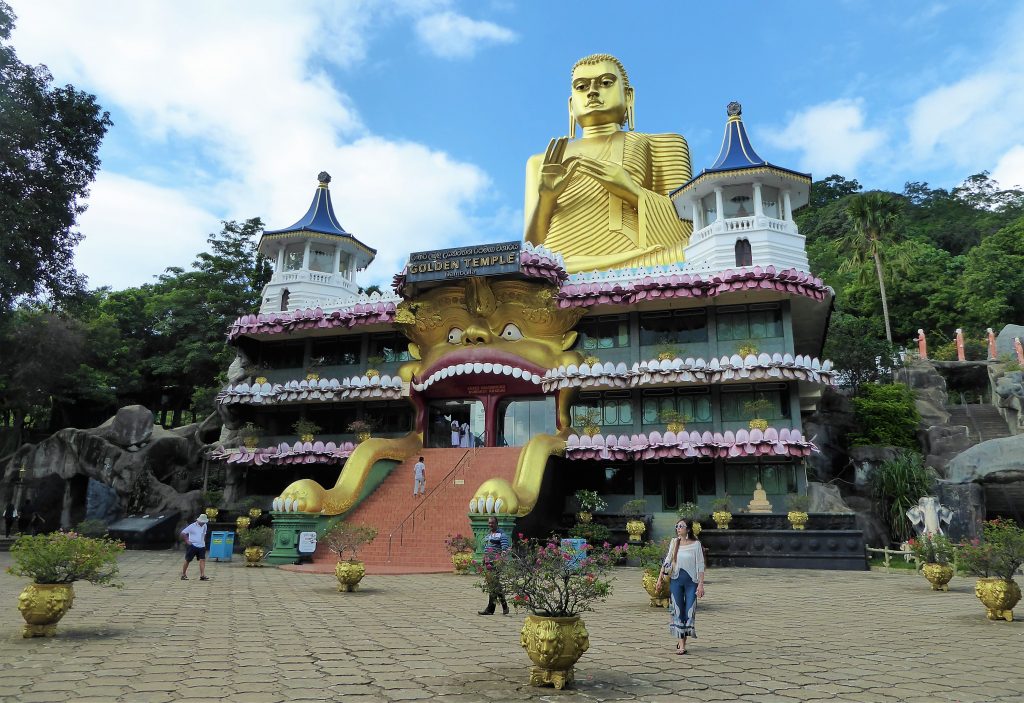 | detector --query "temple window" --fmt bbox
[725,461,798,496]
[309,247,333,273]
[310,337,361,366]
[369,333,413,363]
[641,388,713,426]
[639,309,707,347]
[719,385,789,423]
[258,339,304,369]
[280,289,290,311]
[283,243,304,271]
[716,304,783,340]
[760,185,780,218]
[338,253,351,277]
[572,391,633,428]
[735,239,753,267]
[722,185,754,218]
[644,460,716,510]
[577,314,629,350]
